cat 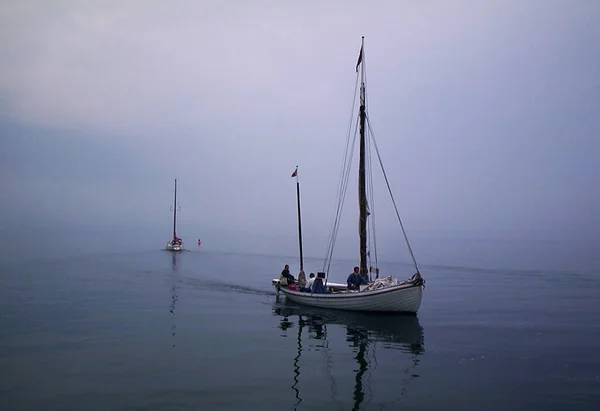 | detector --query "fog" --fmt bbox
[1,1,598,265]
